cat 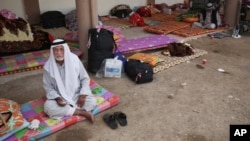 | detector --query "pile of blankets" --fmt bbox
[0,9,52,57]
